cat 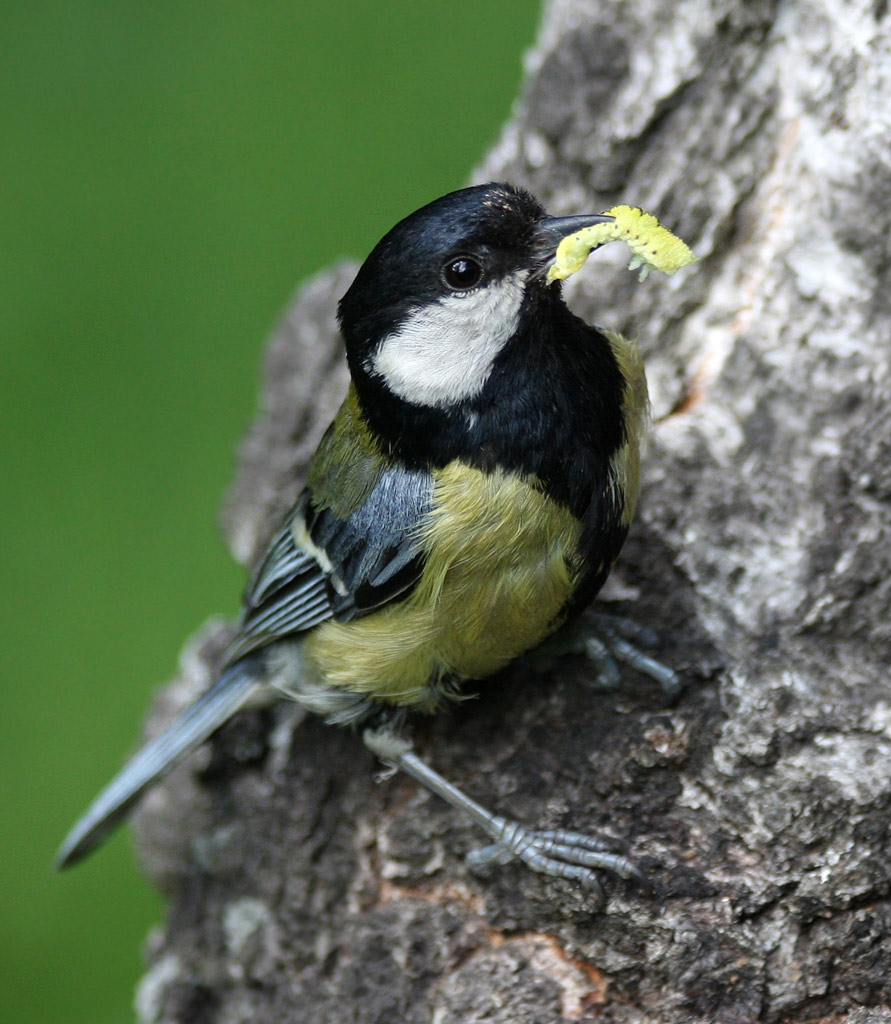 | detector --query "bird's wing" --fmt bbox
[56,463,433,868]
[222,464,433,665]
